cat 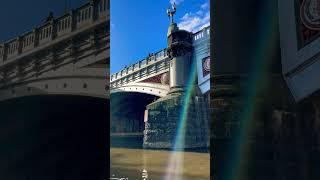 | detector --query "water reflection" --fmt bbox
[110,135,209,180]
